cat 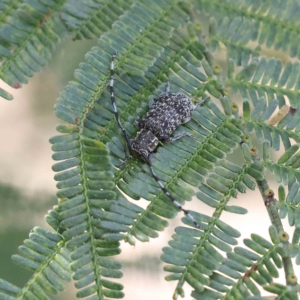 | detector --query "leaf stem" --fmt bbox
[256,178,297,286]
